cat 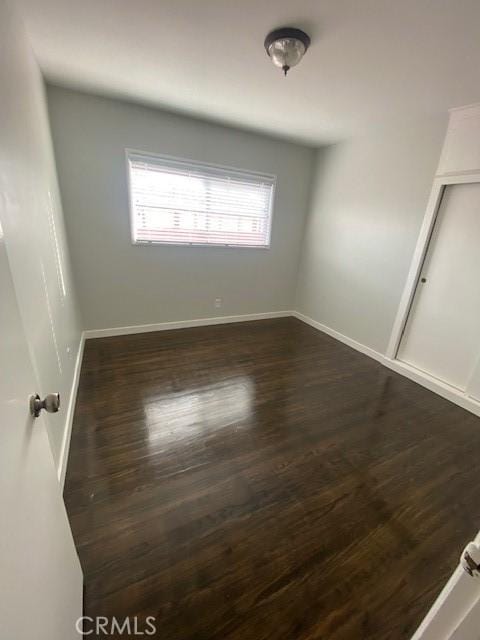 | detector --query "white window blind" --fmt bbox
[127,151,275,247]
